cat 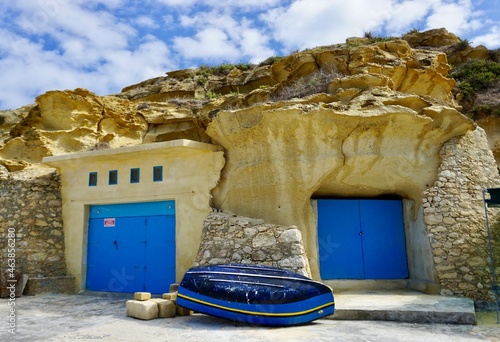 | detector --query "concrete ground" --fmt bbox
[1,293,499,342]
